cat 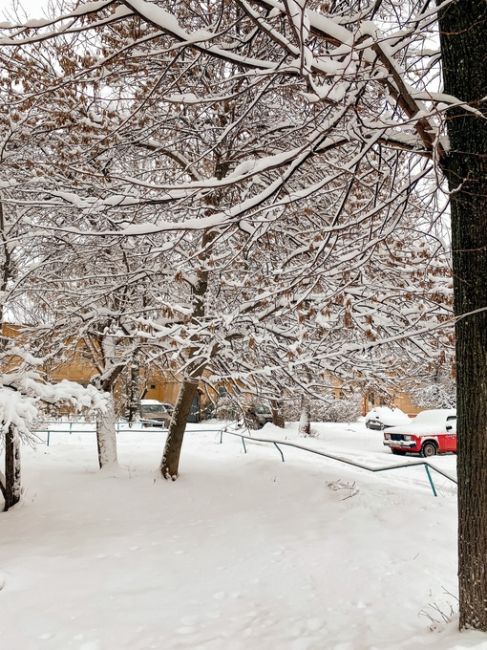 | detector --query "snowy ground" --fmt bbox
[1,421,485,650]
